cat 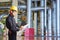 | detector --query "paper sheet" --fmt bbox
[17,24,29,36]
